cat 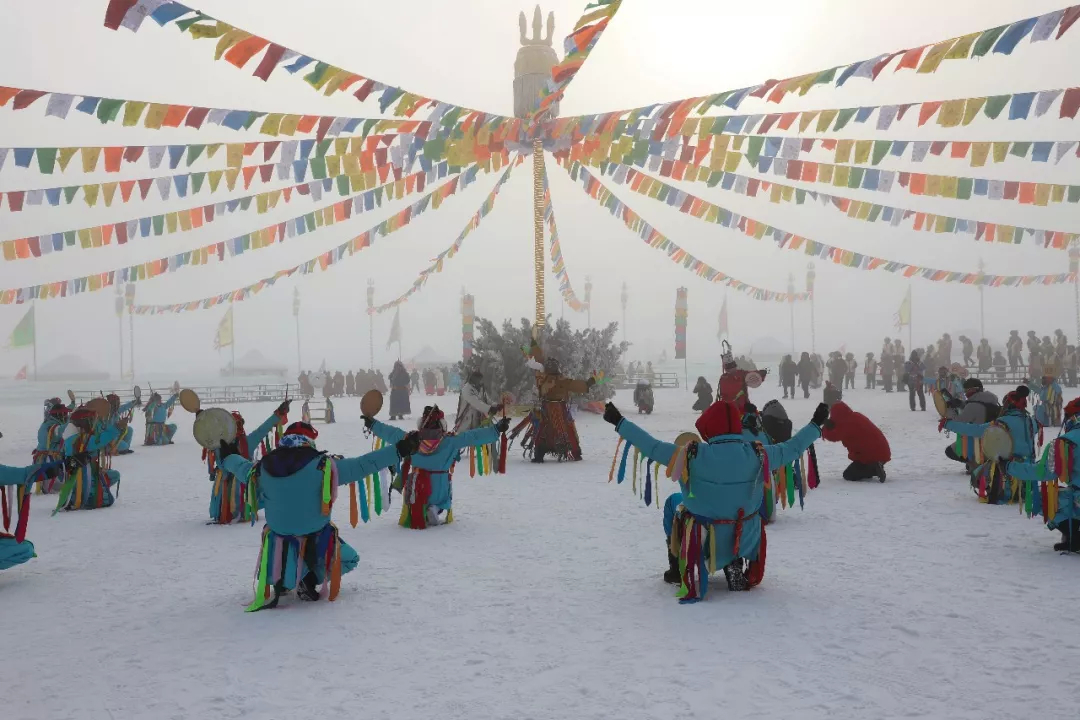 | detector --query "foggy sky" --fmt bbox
[1,0,1078,377]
